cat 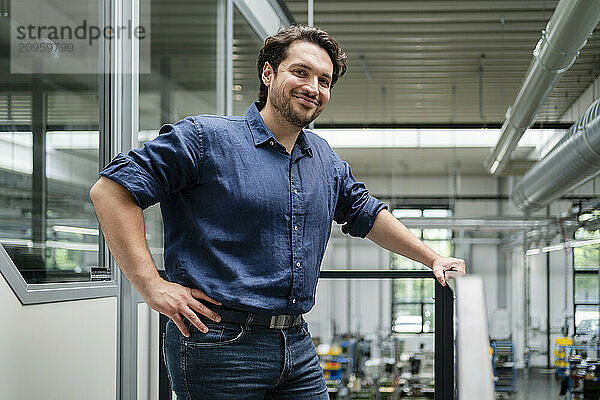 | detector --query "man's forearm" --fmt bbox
[366,209,439,268]
[89,176,160,295]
